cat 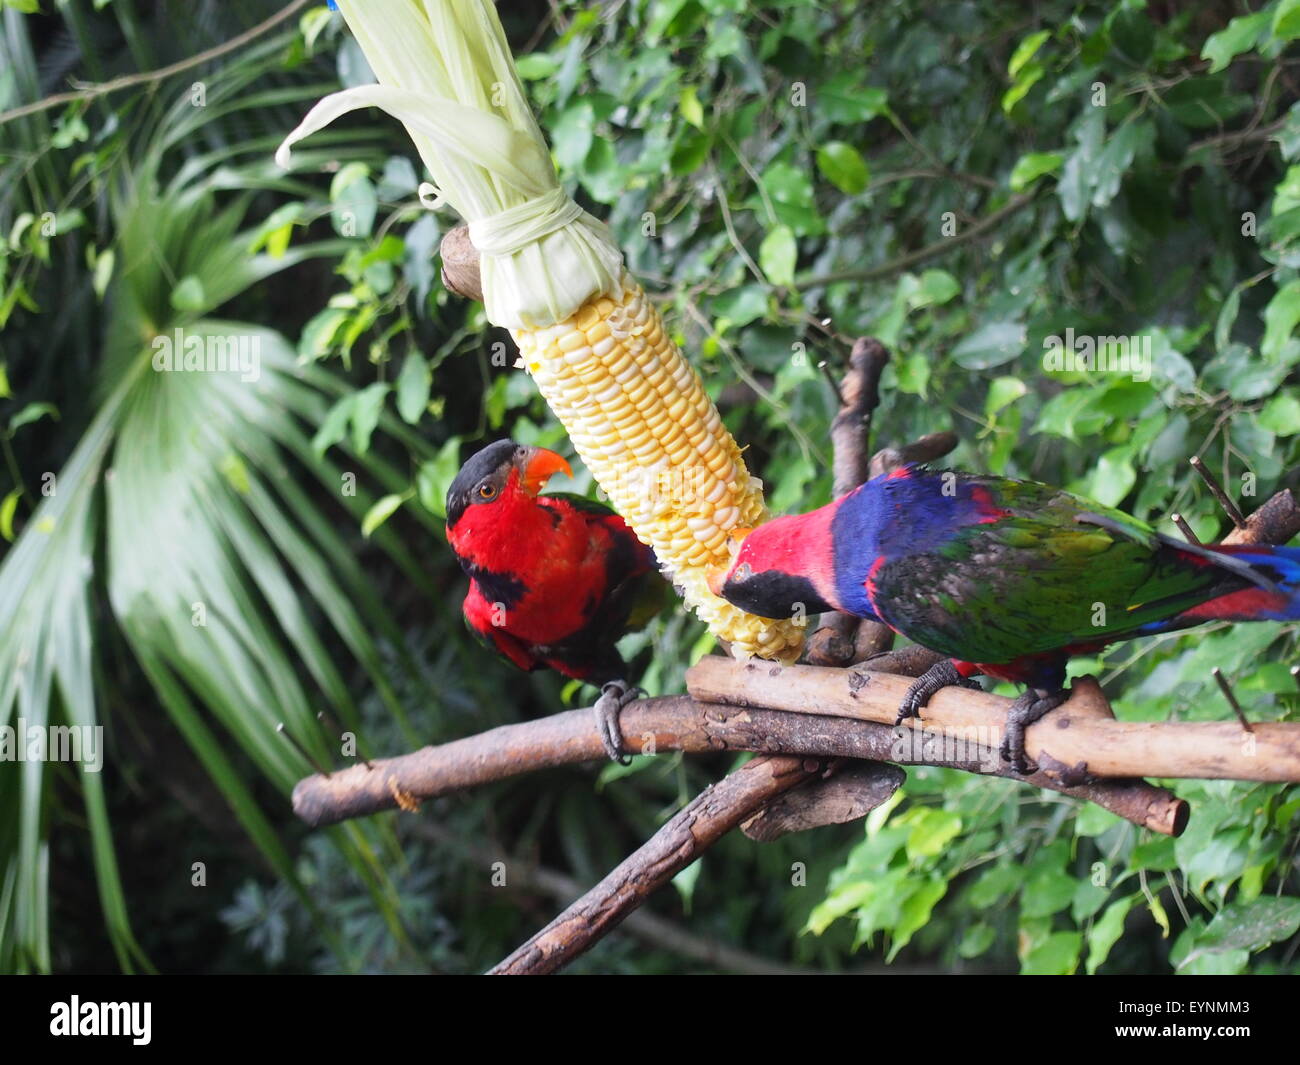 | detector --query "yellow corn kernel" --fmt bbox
[510,274,805,661]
